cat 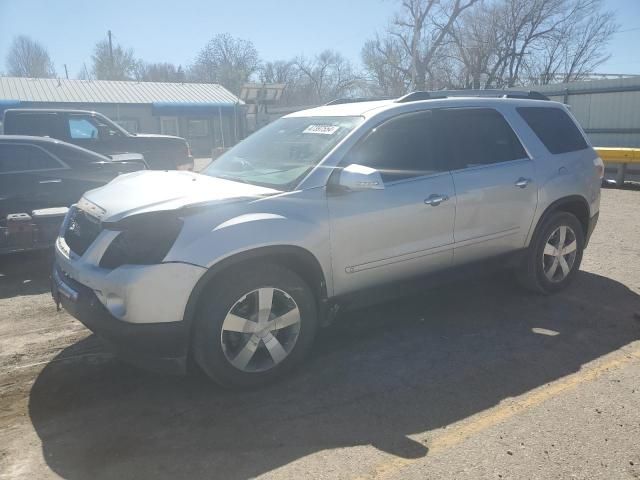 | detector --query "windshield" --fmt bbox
[203,116,362,189]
